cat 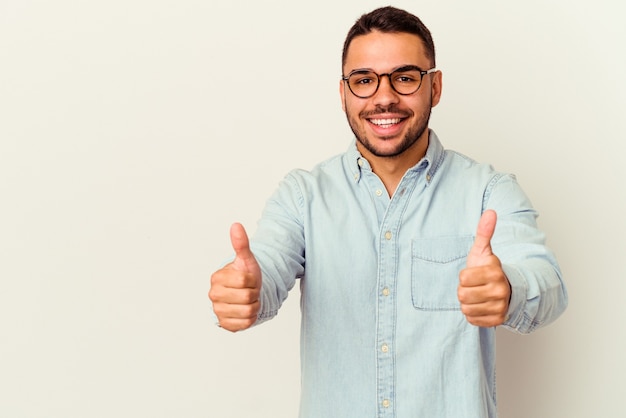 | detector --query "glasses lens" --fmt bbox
[348,71,378,98]
[390,69,423,95]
